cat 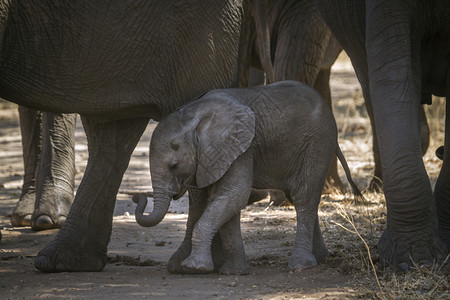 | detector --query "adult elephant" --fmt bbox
[241,0,346,192]
[315,0,449,269]
[12,108,76,230]
[243,0,430,193]
[0,0,247,272]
